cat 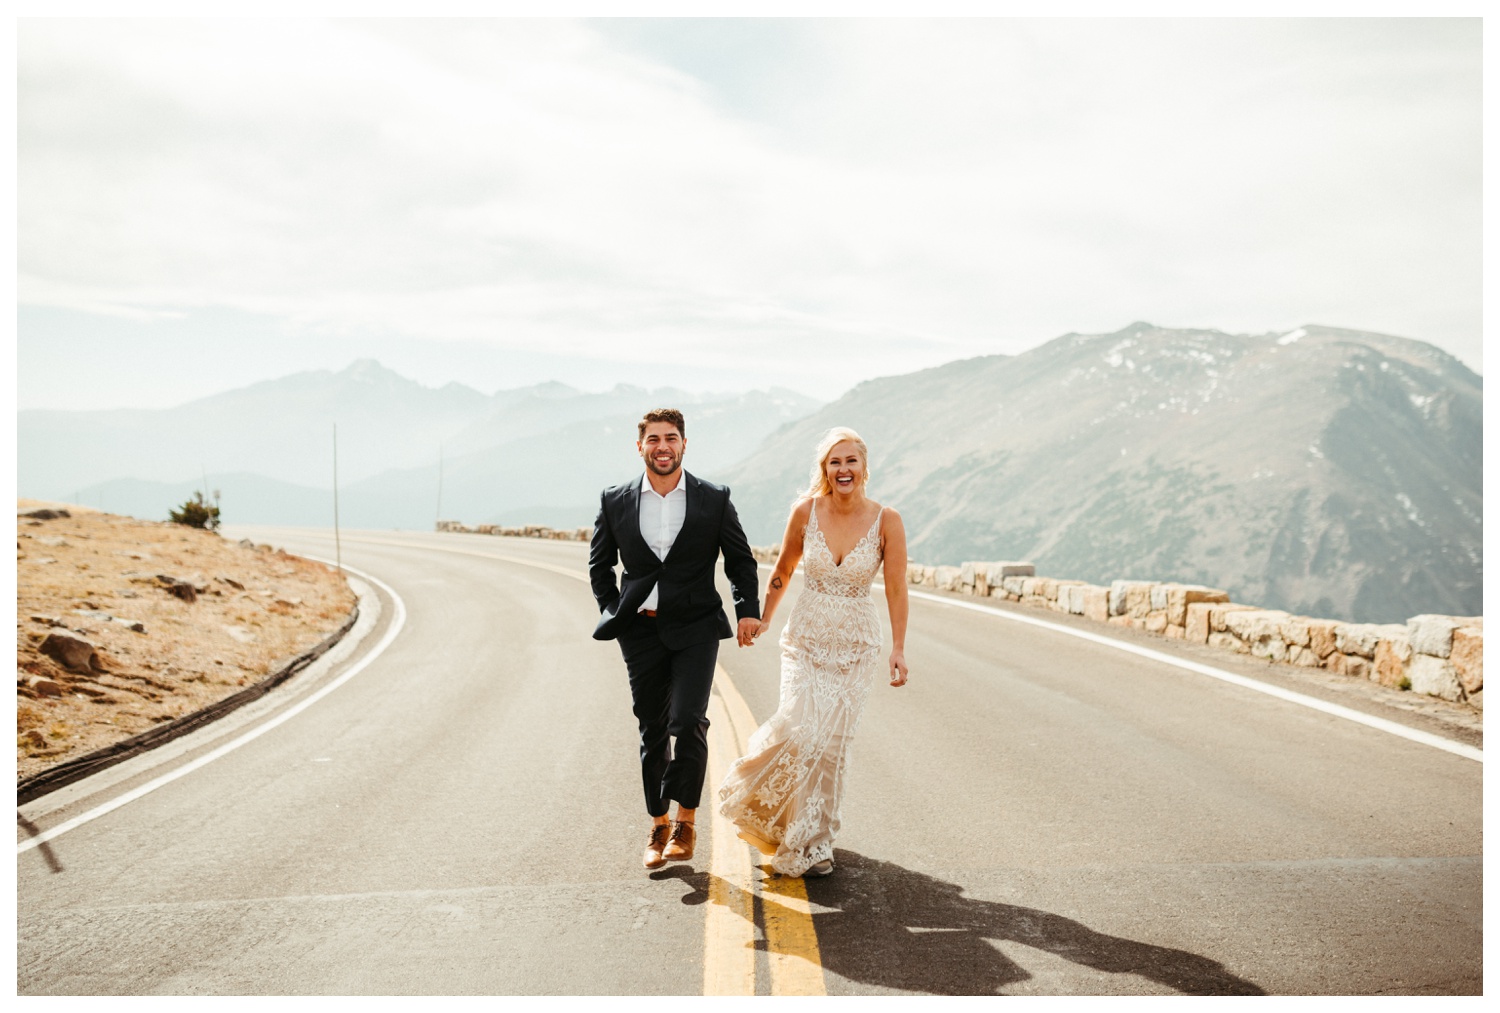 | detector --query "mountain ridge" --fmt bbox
[32,362,825,532]
[722,322,1480,624]
[18,360,824,497]
[23,323,1480,624]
